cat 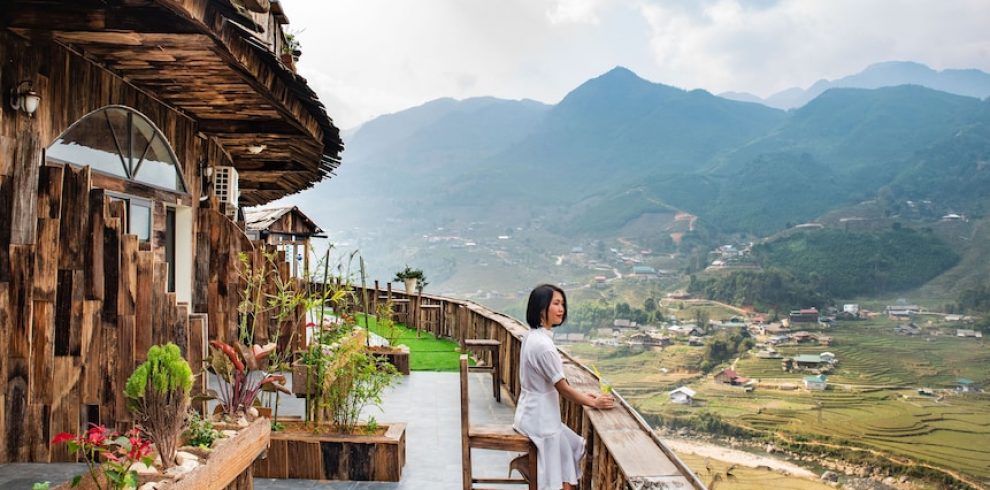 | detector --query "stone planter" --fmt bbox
[403,277,417,293]
[253,421,406,481]
[54,417,270,490]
